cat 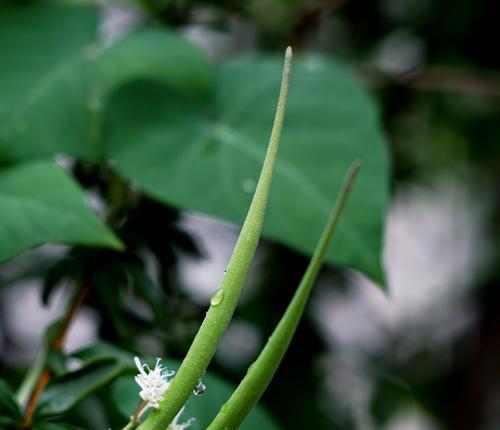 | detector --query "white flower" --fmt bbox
[134,356,174,409]
[167,407,195,430]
